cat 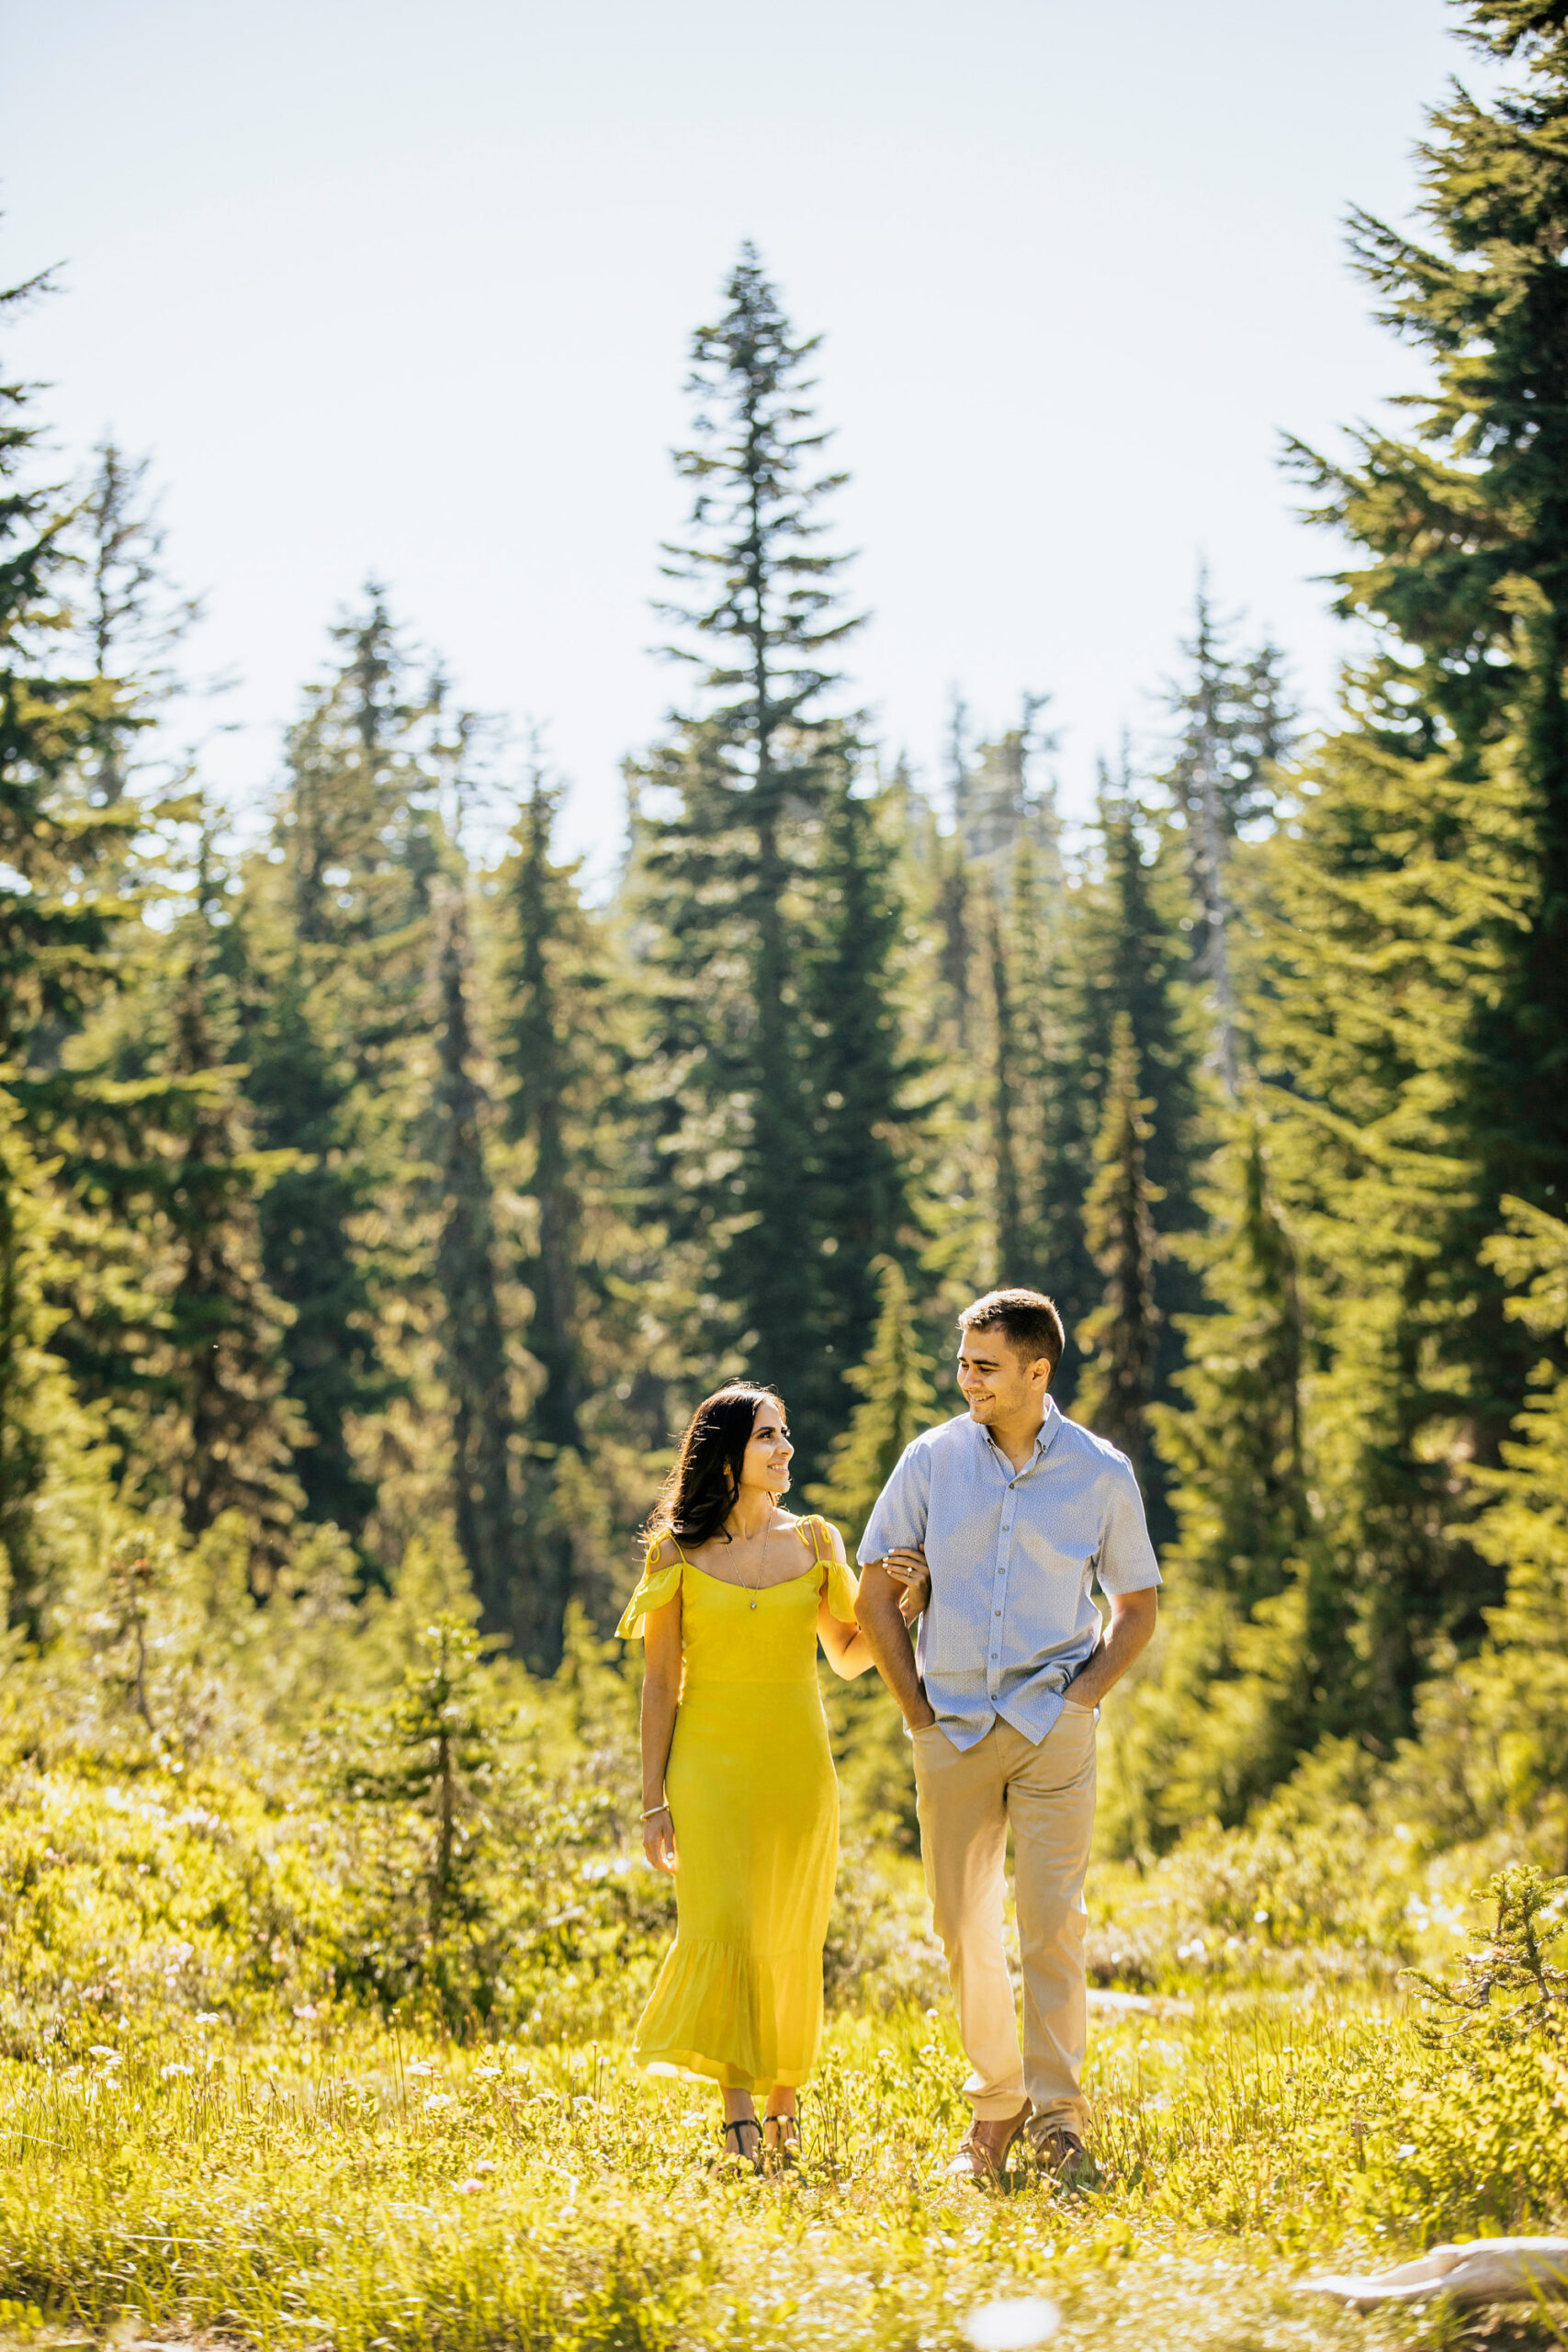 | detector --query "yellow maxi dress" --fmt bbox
[616,1514,857,2091]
